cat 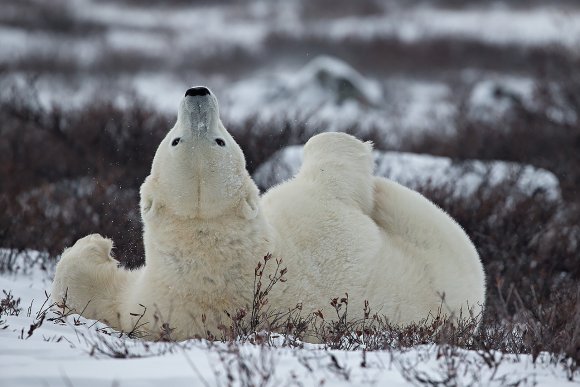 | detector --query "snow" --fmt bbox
[105,29,170,54]
[314,6,580,49]
[253,146,561,201]
[75,0,270,56]
[2,0,578,126]
[131,73,190,113]
[0,2,578,383]
[0,27,100,67]
[392,81,456,136]
[467,76,537,122]
[6,1,578,61]
[0,261,576,386]
[223,56,405,143]
[2,0,578,138]
[224,56,384,120]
